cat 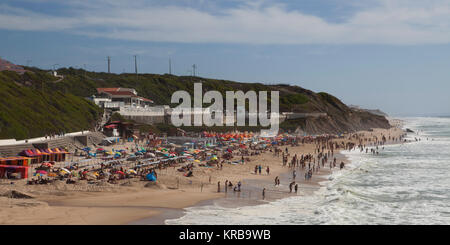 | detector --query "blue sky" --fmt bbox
[1,0,450,116]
